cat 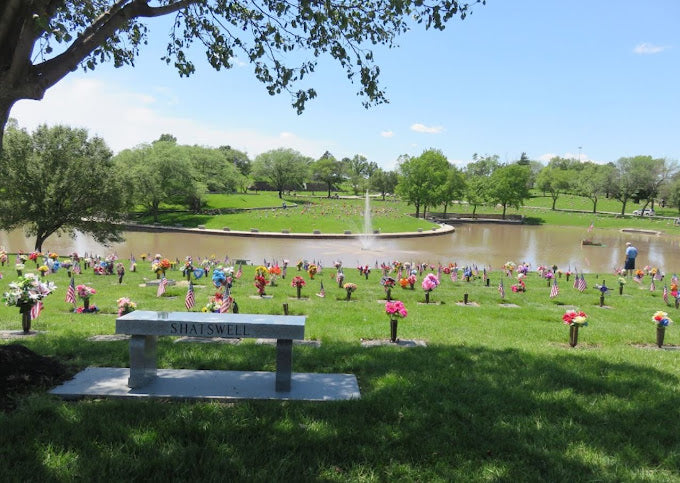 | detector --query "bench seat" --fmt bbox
[116,311,305,392]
